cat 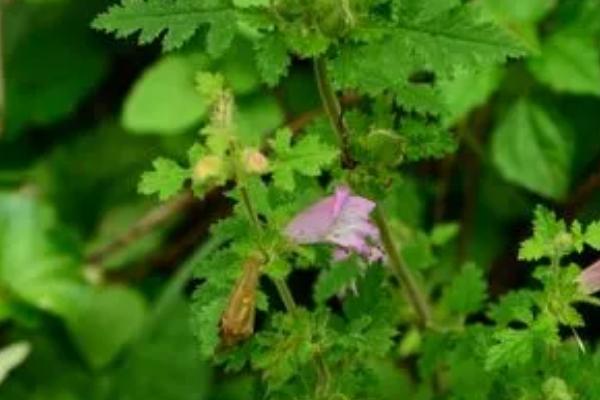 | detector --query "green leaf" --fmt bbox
[64,285,147,369]
[138,158,189,201]
[442,263,487,316]
[488,291,535,326]
[529,31,600,96]
[114,299,211,400]
[485,328,534,371]
[313,260,361,303]
[0,342,30,386]
[93,0,236,54]
[0,192,84,317]
[481,0,555,23]
[255,35,291,87]
[400,119,457,161]
[123,56,209,134]
[6,24,108,138]
[542,377,574,400]
[440,66,503,125]
[492,99,574,200]
[393,7,527,77]
[330,5,526,104]
[518,206,585,263]
[430,222,460,246]
[270,128,339,191]
[586,222,600,250]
